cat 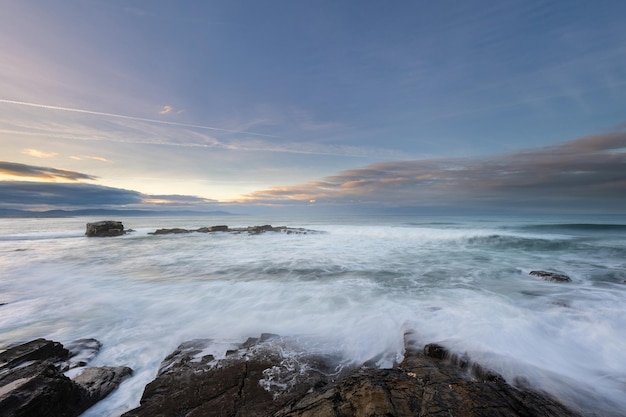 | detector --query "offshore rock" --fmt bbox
[149,224,317,236]
[85,220,125,237]
[529,270,571,282]
[149,227,193,235]
[123,334,580,417]
[0,338,132,417]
